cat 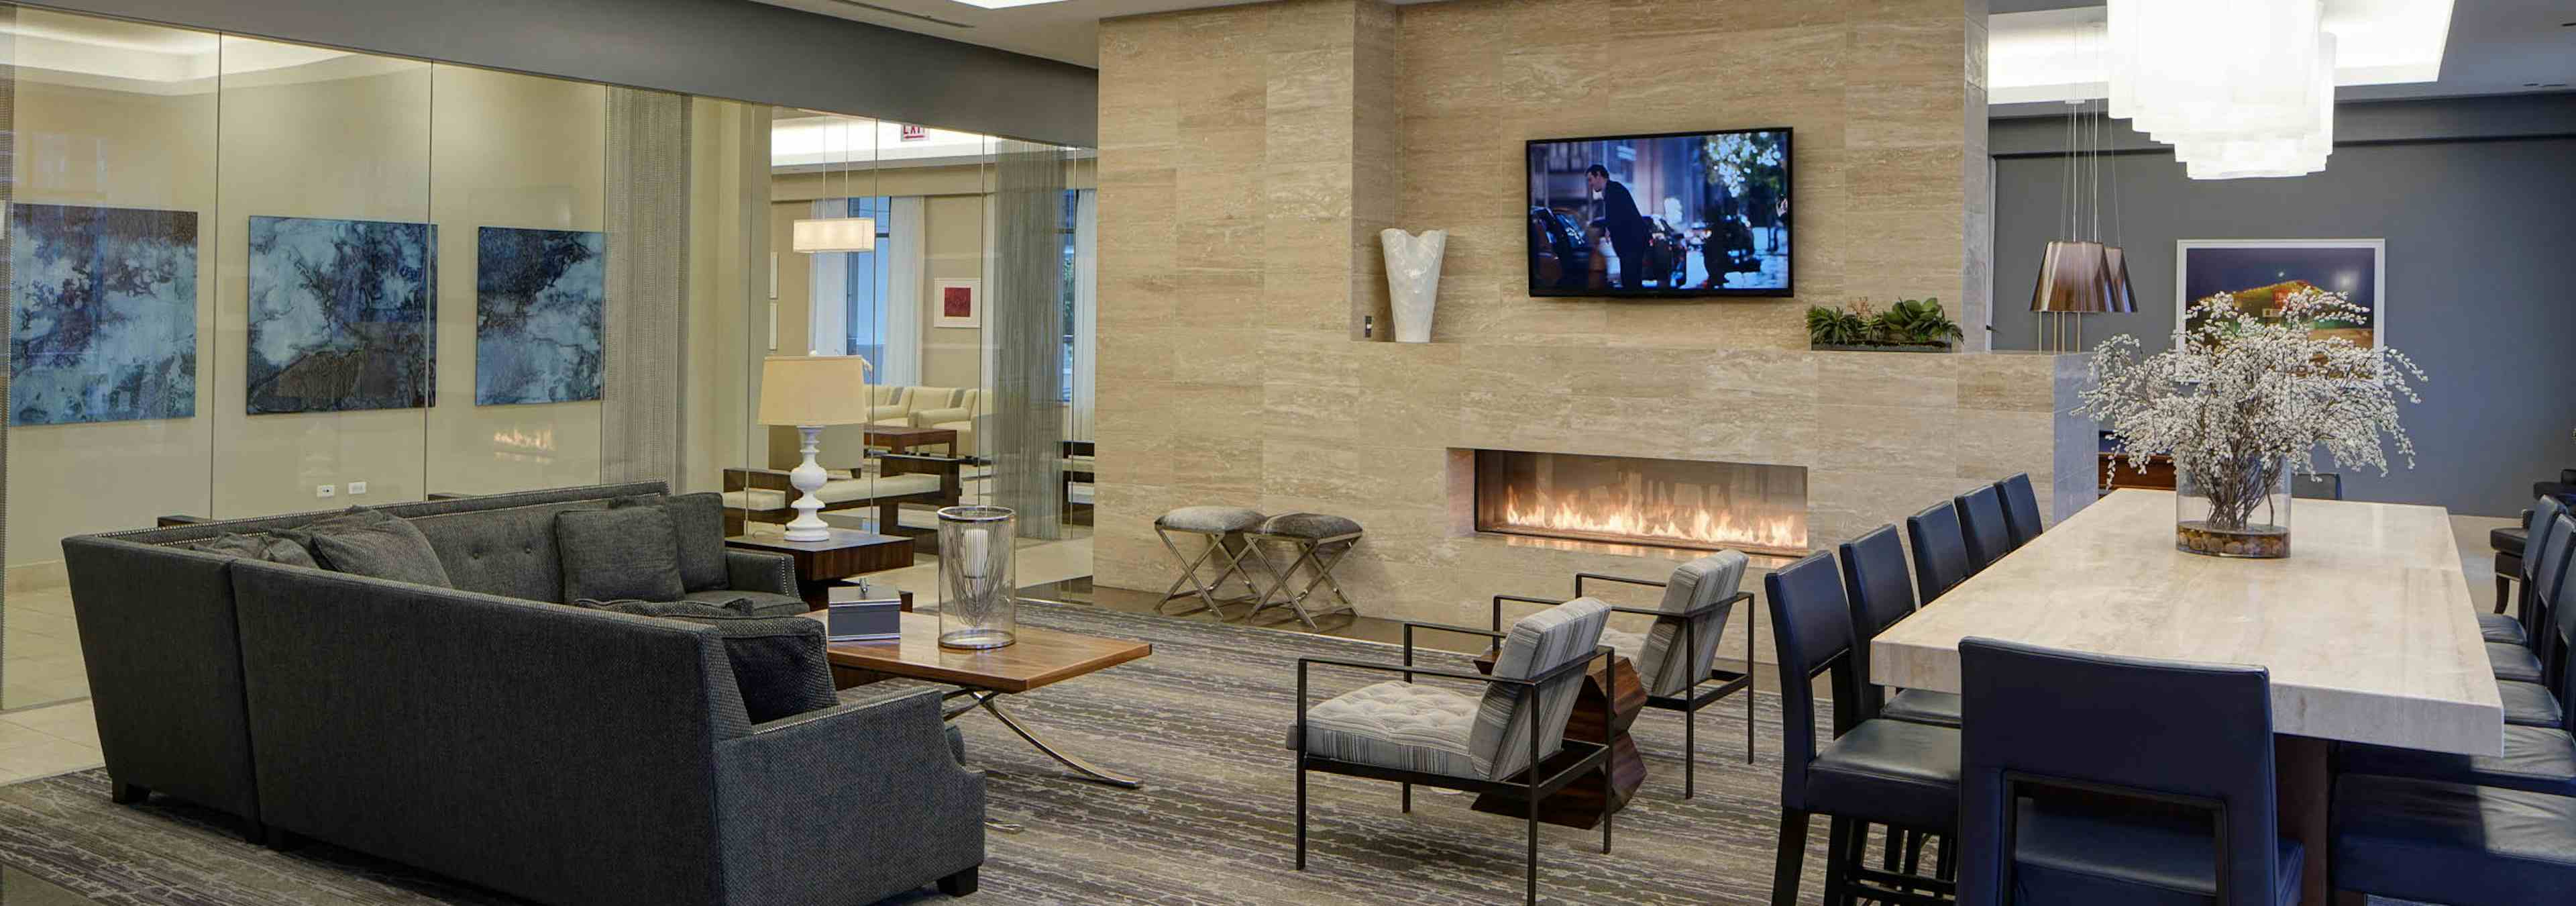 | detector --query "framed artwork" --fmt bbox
[246,215,437,414]
[2176,239,2383,350]
[934,277,981,329]
[8,203,199,425]
[474,226,605,406]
